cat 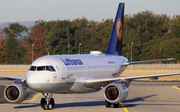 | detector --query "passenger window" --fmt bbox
[37,66,45,71]
[46,66,51,71]
[30,66,36,71]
